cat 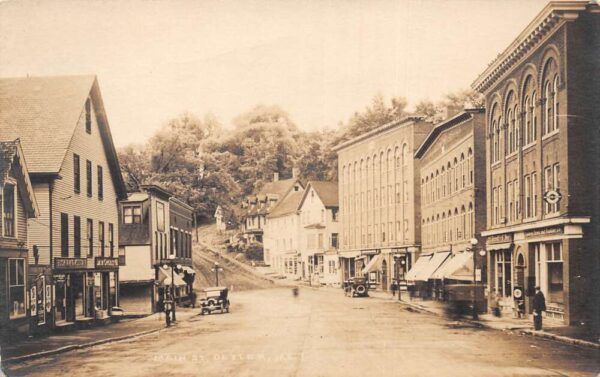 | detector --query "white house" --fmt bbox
[262,181,304,277]
[297,182,340,286]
